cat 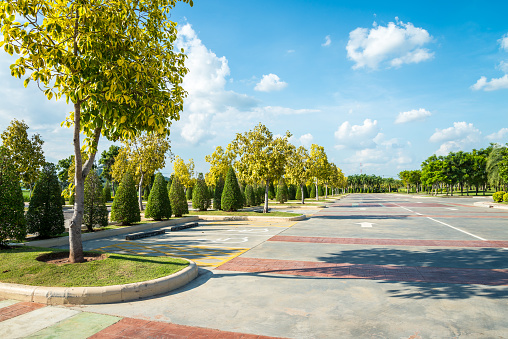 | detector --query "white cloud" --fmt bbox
[498,61,508,73]
[299,133,313,148]
[499,33,508,51]
[334,119,379,149]
[395,108,431,124]
[322,35,331,47]
[254,74,288,92]
[471,75,508,91]
[346,18,434,69]
[430,122,481,155]
[487,128,508,141]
